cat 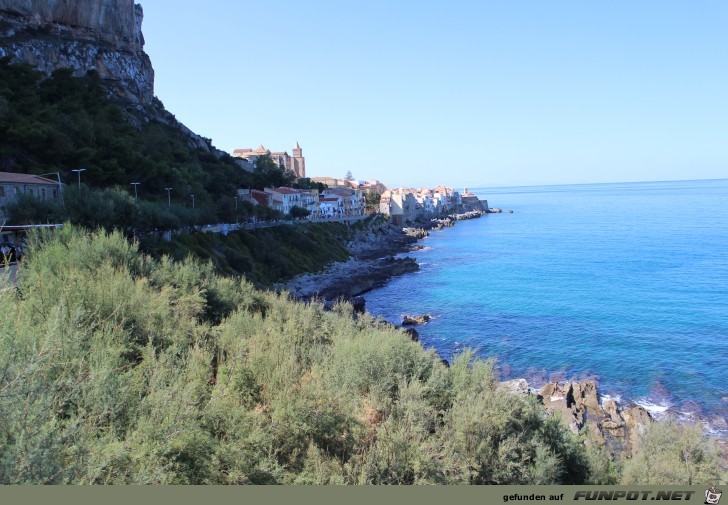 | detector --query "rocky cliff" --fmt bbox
[0,0,153,103]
